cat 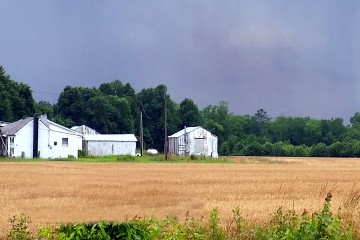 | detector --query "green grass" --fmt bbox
[0,154,235,164]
